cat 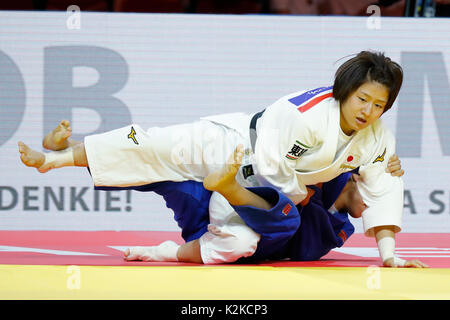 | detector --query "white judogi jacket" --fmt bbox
[203,87,403,237]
